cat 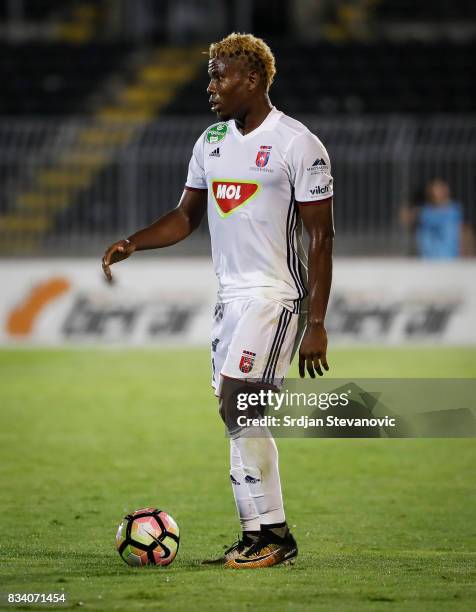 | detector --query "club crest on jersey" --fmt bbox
[255,145,272,168]
[211,179,260,217]
[239,350,256,374]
